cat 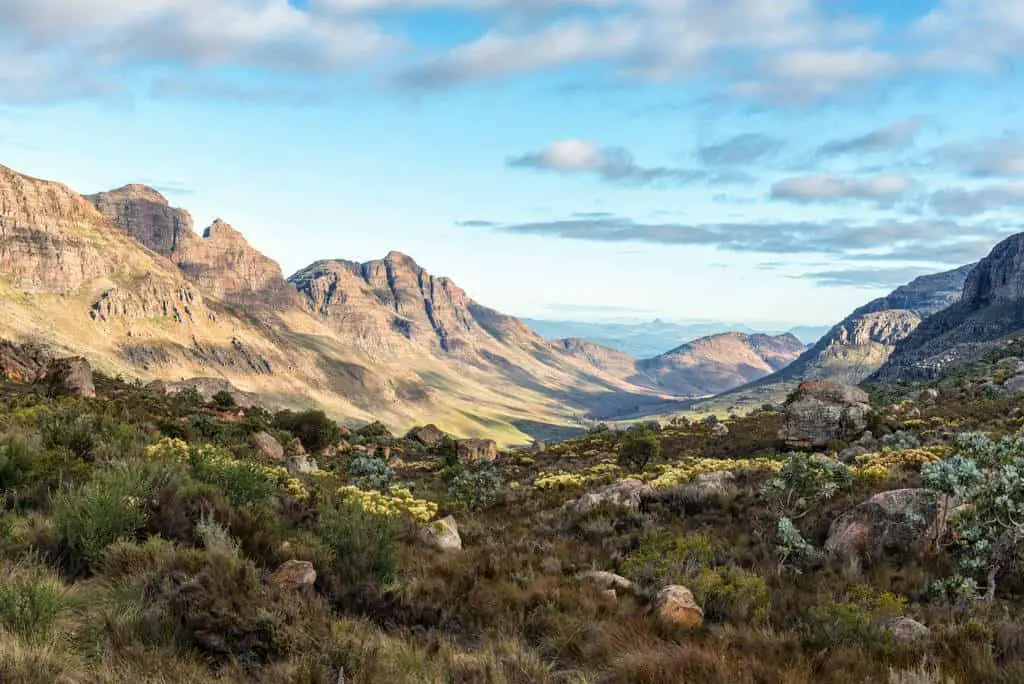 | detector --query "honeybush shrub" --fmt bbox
[448,460,503,512]
[319,501,401,590]
[0,560,72,641]
[273,409,341,454]
[54,461,160,575]
[620,530,714,587]
[689,566,770,626]
[618,427,661,471]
